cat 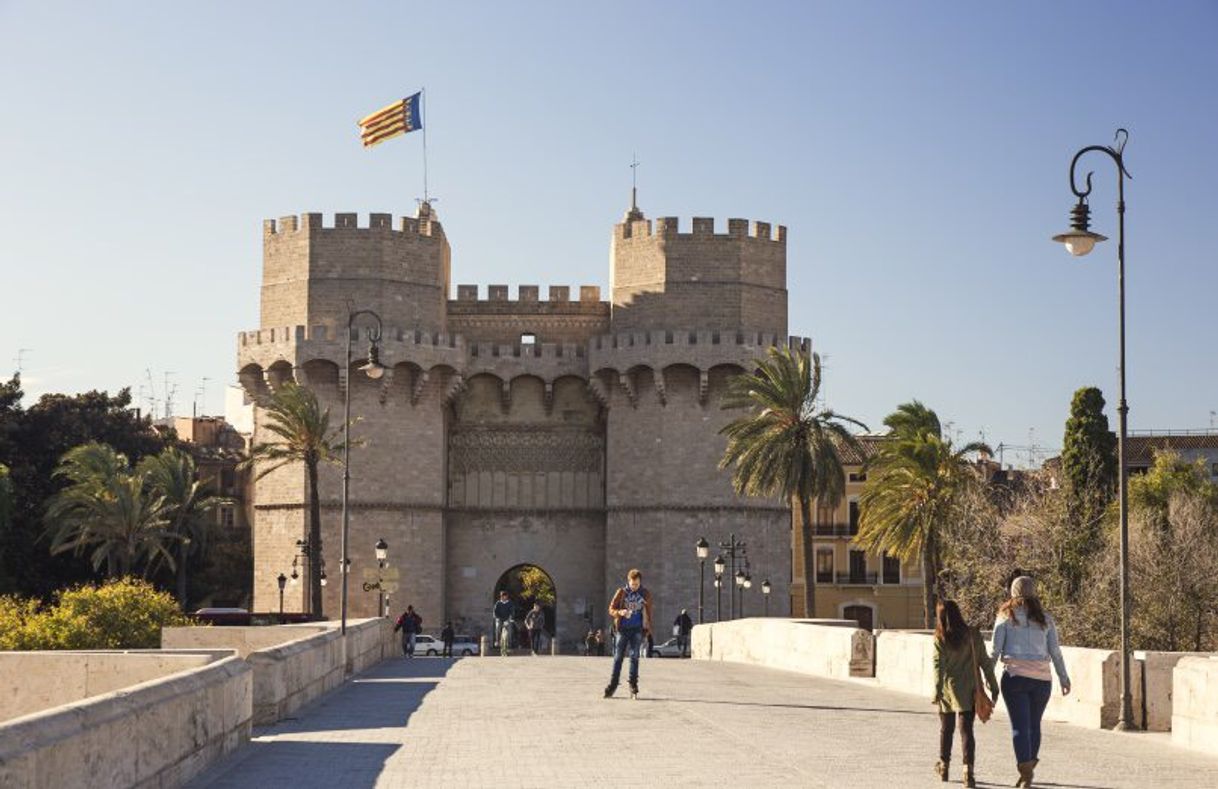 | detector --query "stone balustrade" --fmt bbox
[1172,656,1218,755]
[692,618,873,680]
